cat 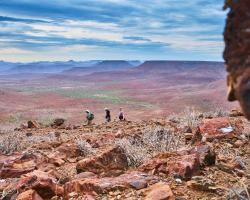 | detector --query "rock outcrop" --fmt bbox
[0,153,37,179]
[64,171,159,198]
[76,146,128,176]
[17,170,64,199]
[224,0,250,120]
